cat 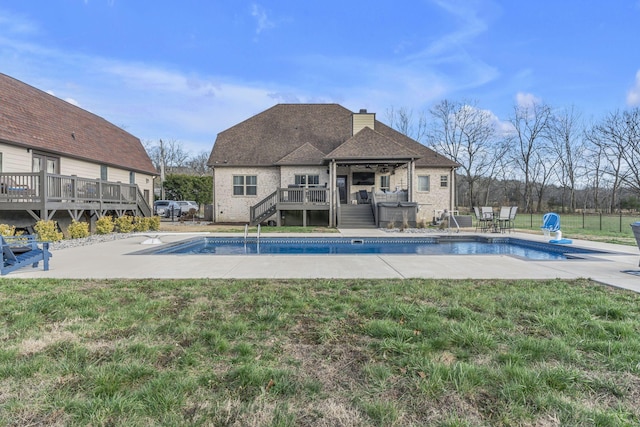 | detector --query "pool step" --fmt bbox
[339,204,377,228]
